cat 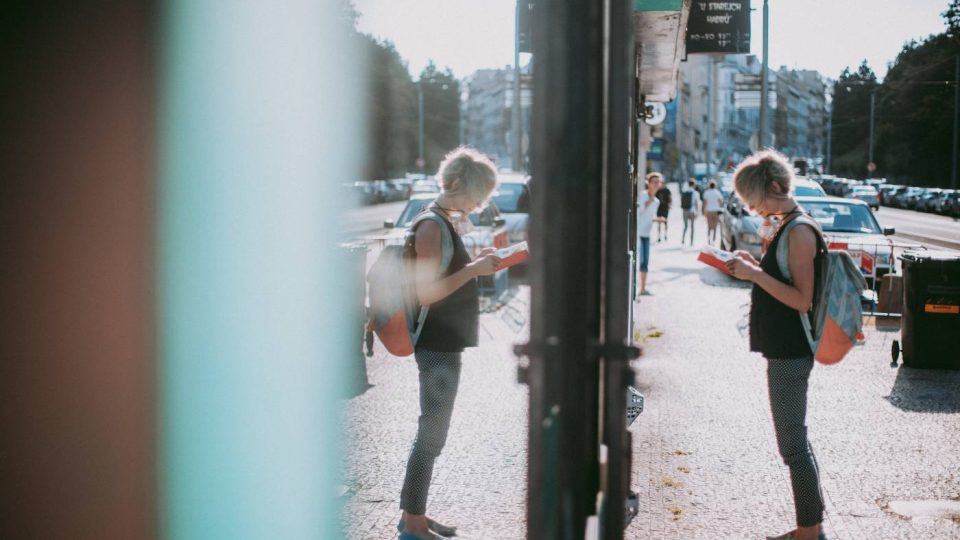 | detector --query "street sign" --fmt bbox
[867,162,877,173]
[686,1,751,54]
